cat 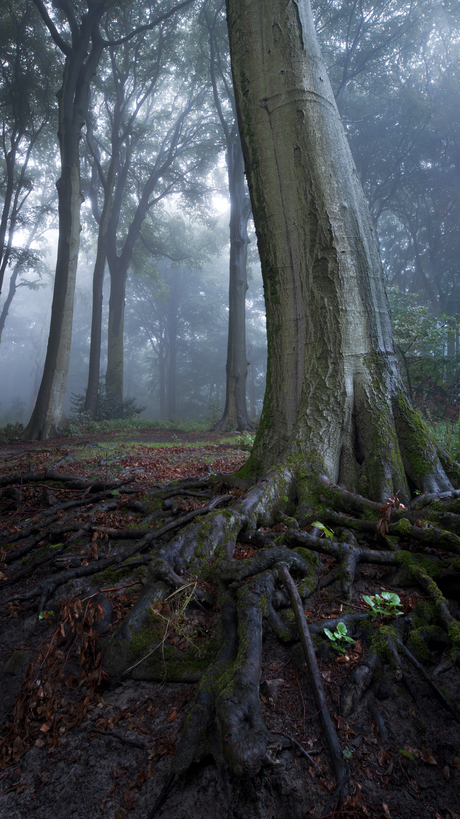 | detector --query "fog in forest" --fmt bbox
[1,0,459,439]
